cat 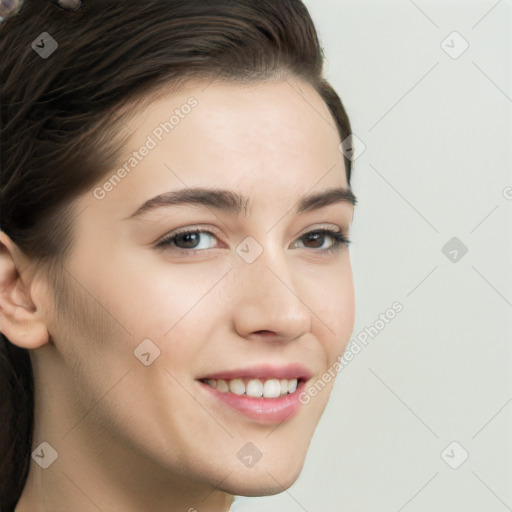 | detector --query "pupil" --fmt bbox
[179,232,199,248]
[305,233,322,248]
